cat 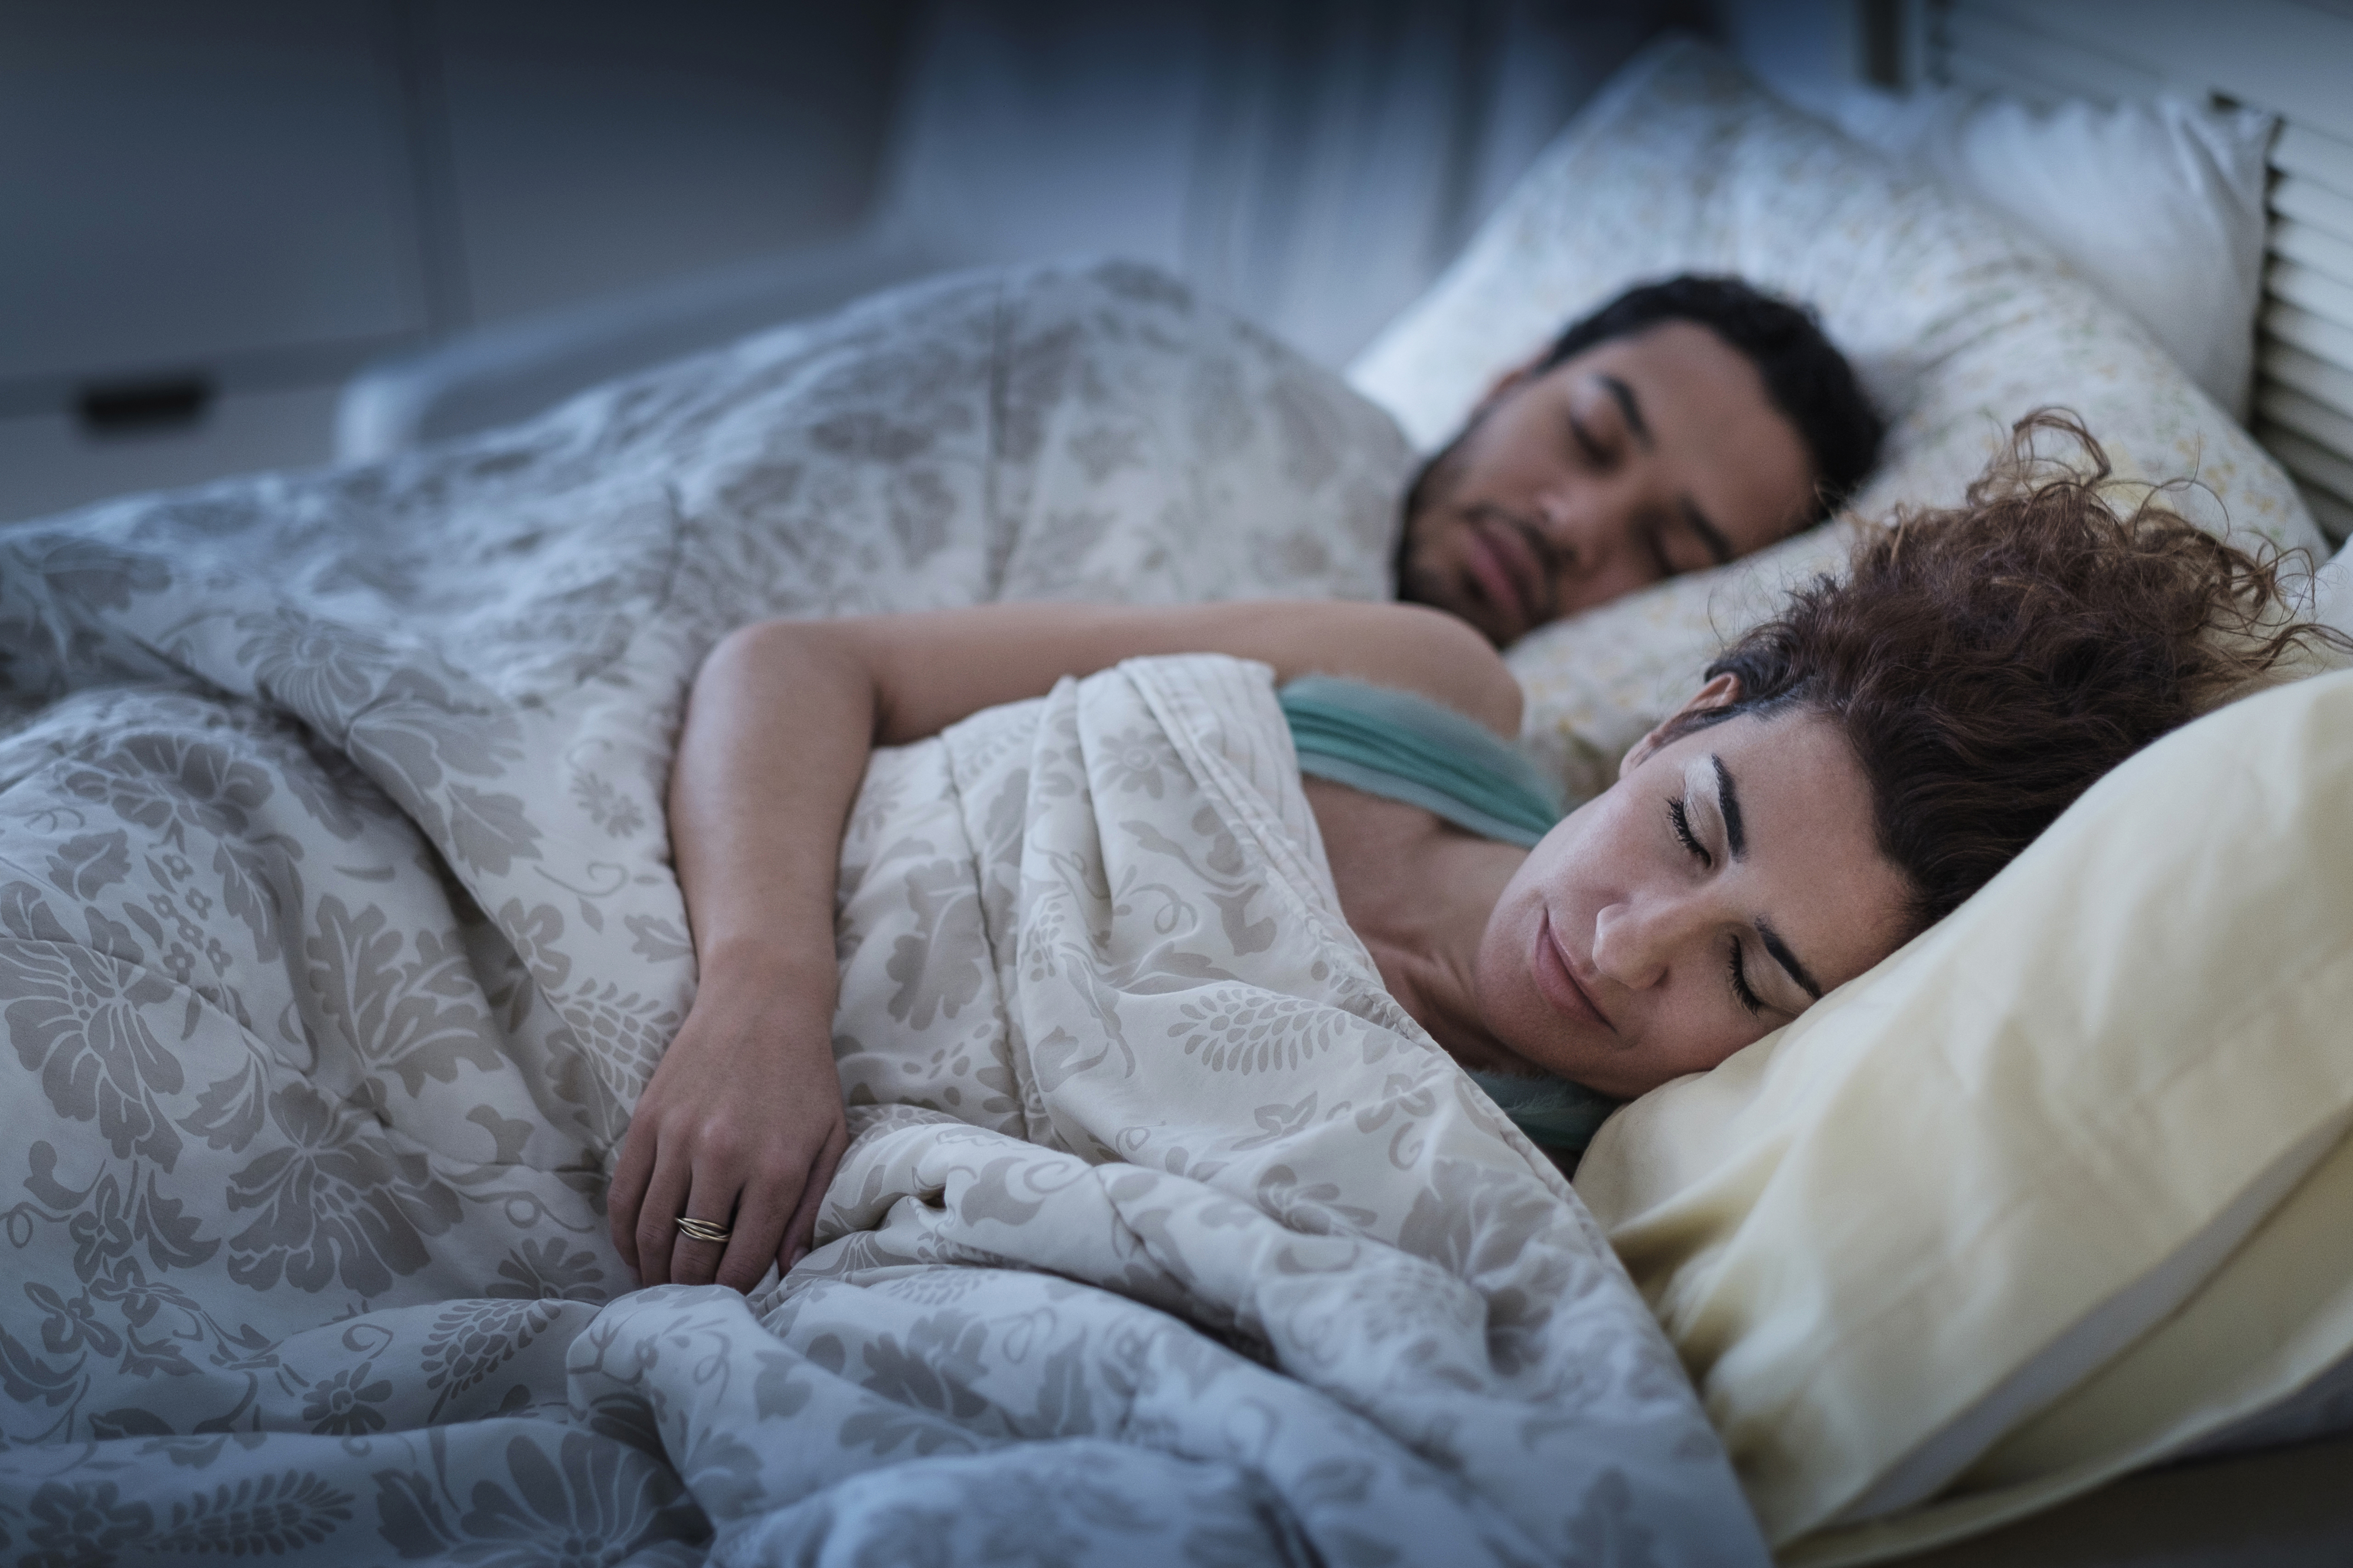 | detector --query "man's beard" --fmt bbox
[1393,430,1475,609]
